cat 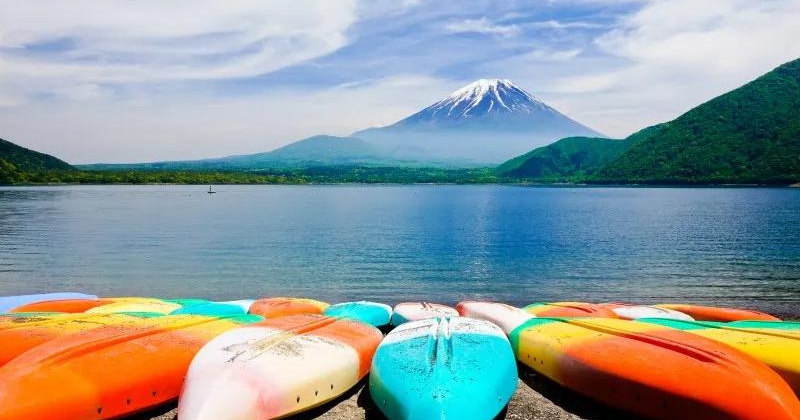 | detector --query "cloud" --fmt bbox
[444,18,521,37]
[0,0,358,100]
[546,0,800,136]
